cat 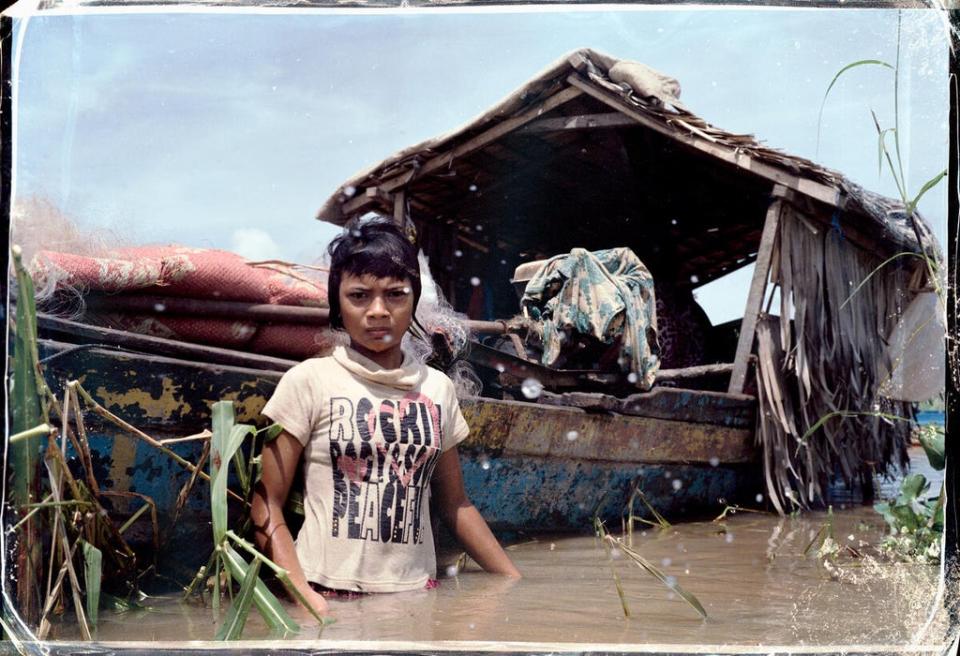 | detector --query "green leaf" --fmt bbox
[215,557,261,640]
[874,502,895,528]
[210,402,255,547]
[257,423,285,442]
[906,168,947,216]
[890,504,920,532]
[816,59,894,155]
[916,427,945,471]
[219,545,298,634]
[897,473,928,504]
[80,540,102,628]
